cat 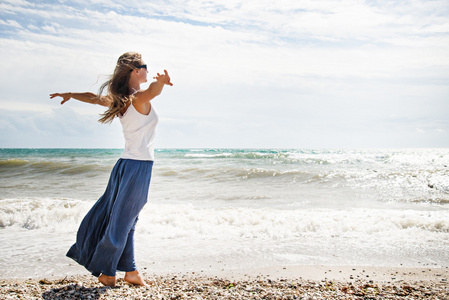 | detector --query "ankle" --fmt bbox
[125,270,140,276]
[124,270,146,286]
[98,274,116,287]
